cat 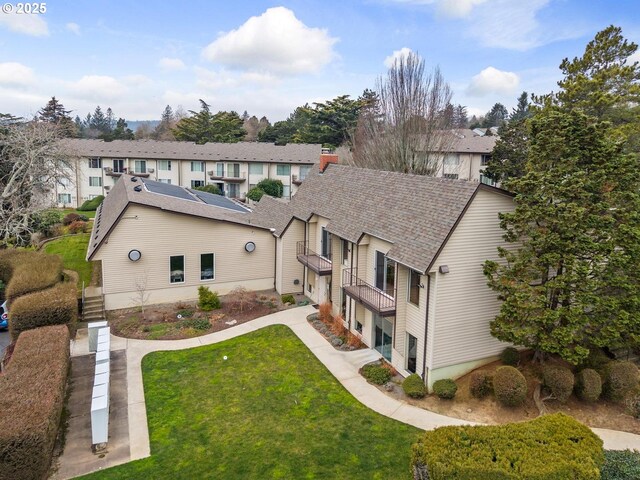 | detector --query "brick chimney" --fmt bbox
[319,153,339,172]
